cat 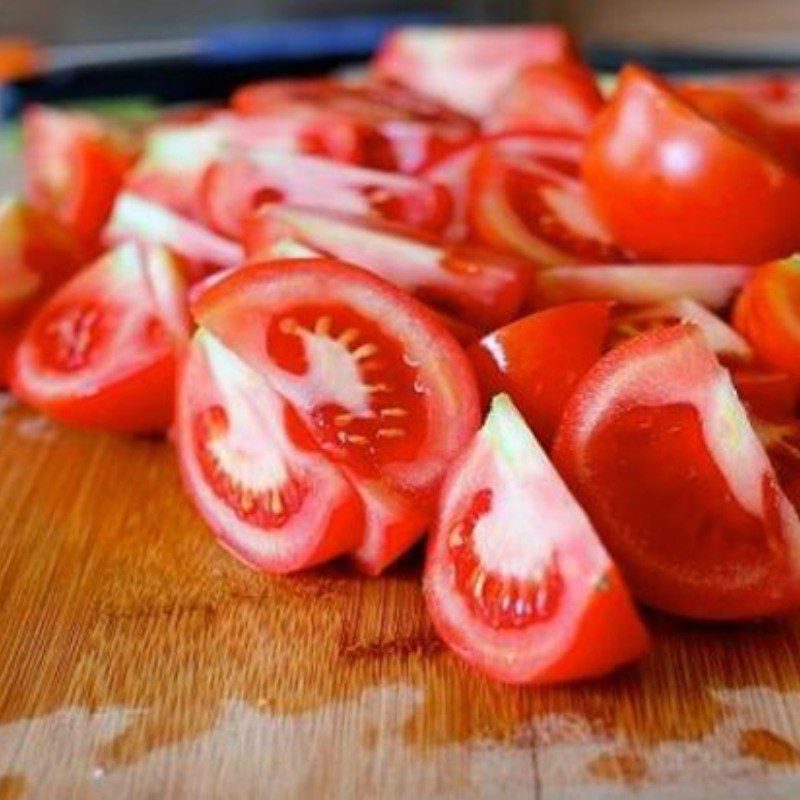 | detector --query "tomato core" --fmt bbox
[448,488,564,629]
[35,302,106,371]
